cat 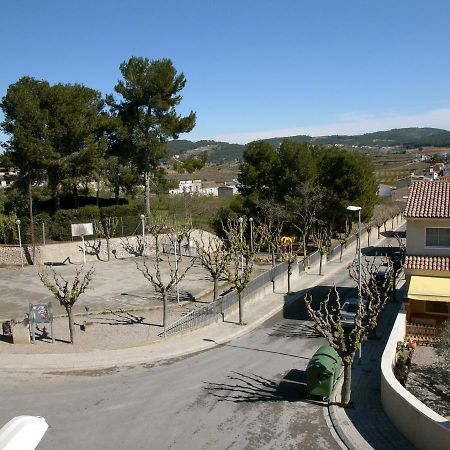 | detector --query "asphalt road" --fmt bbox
[0,229,404,449]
